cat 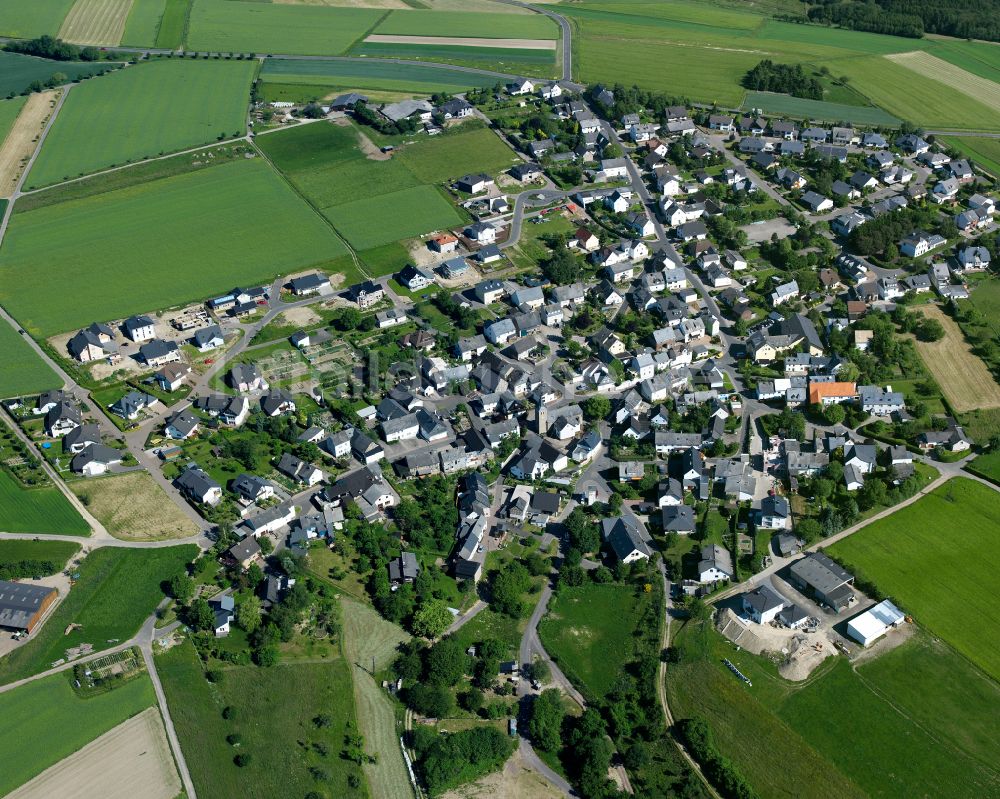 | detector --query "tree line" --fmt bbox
[805,0,1000,42]
[743,60,824,100]
[6,35,102,61]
